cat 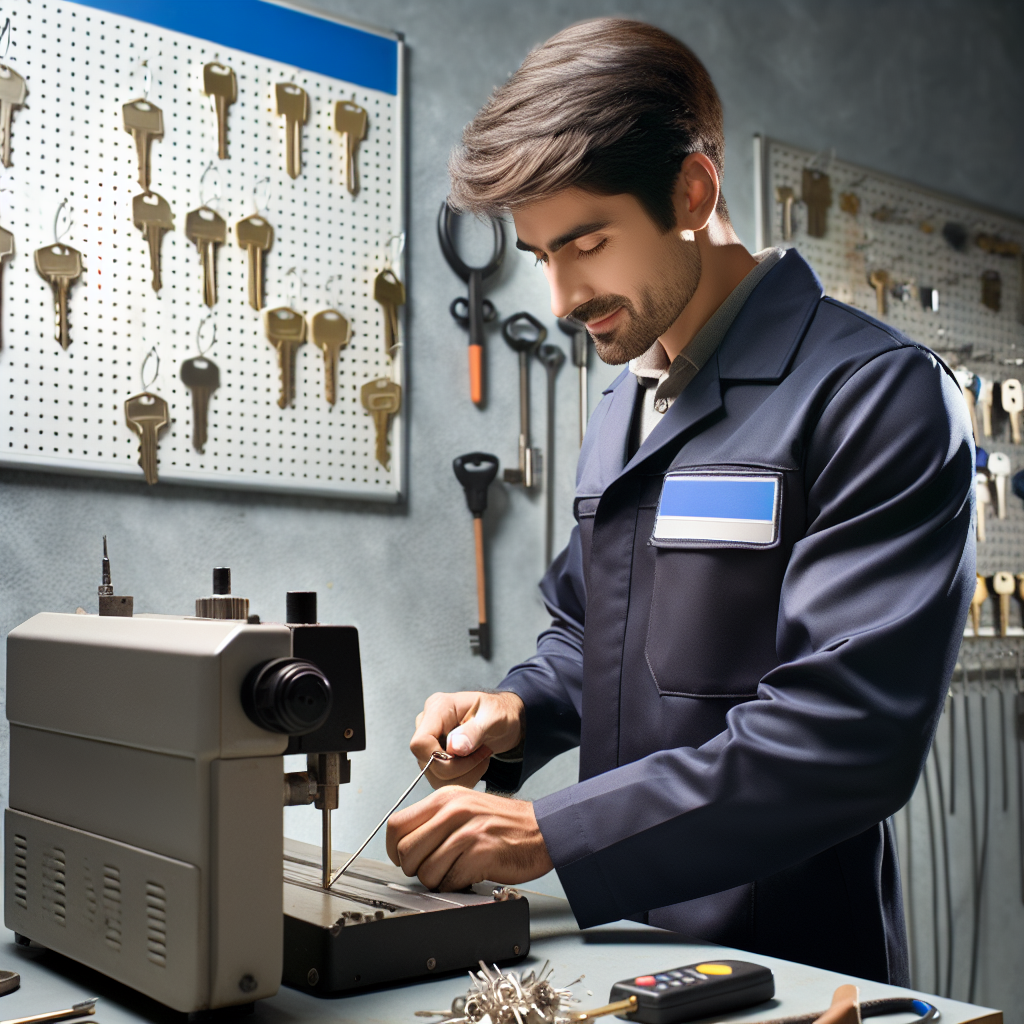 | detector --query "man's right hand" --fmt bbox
[410,690,525,790]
